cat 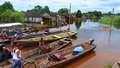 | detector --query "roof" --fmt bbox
[0,22,22,28]
[25,12,44,17]
[42,13,51,18]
